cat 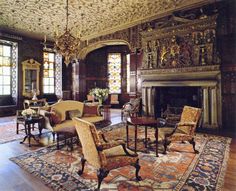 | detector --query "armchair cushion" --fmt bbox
[104,145,136,158]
